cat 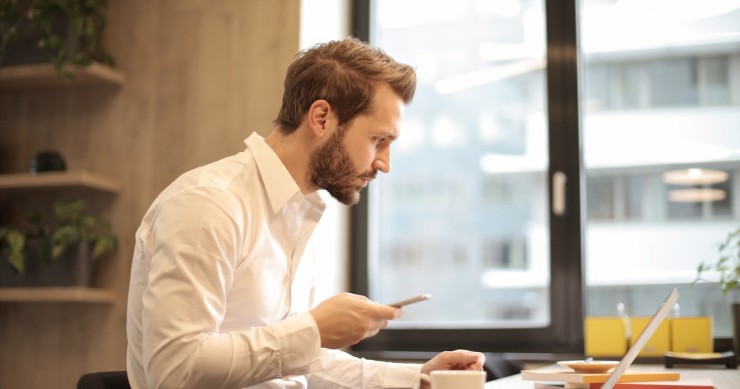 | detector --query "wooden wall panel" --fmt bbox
[153,0,299,189]
[0,1,300,388]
